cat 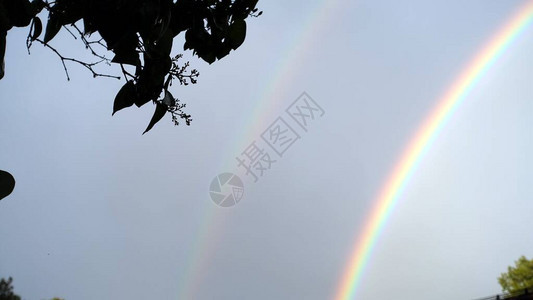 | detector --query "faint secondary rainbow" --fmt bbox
[334,1,533,300]
[176,1,343,298]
